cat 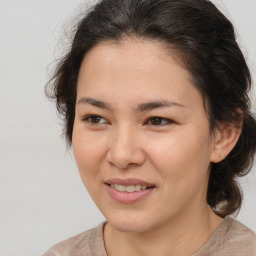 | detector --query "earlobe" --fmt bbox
[210,124,242,163]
